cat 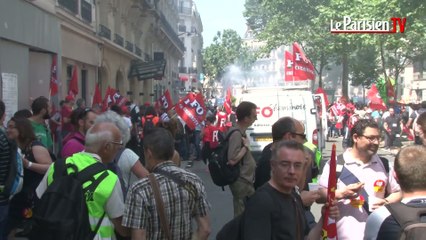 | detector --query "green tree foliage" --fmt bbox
[202,29,256,82]
[244,0,426,98]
